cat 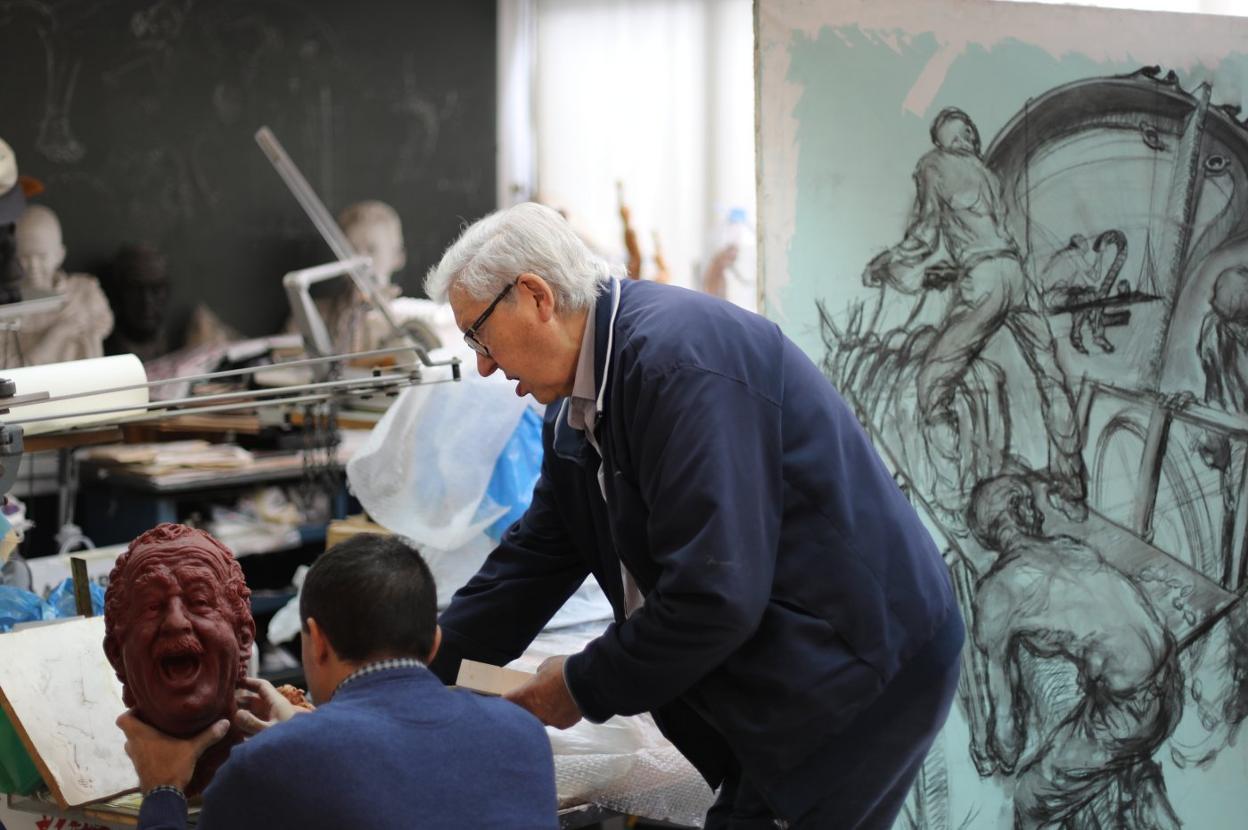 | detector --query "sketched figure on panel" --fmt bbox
[967,475,1182,829]
[865,108,1086,518]
[1195,265,1248,734]
[1040,230,1130,356]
